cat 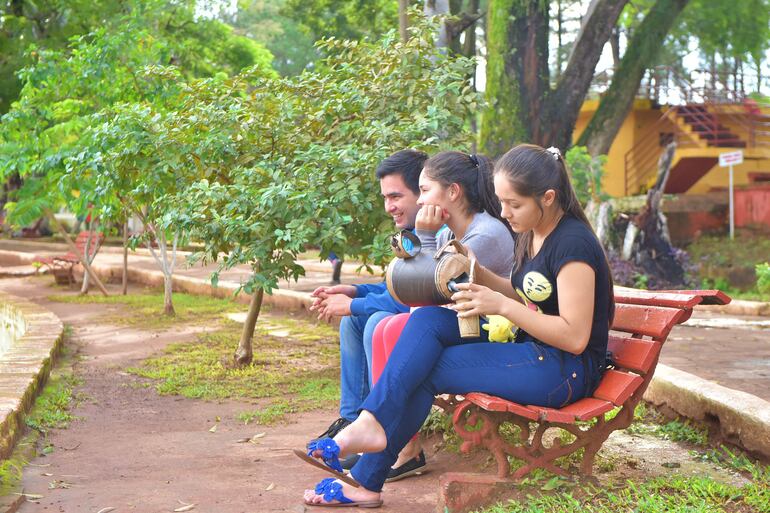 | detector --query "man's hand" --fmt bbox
[310,284,357,312]
[415,204,448,233]
[315,293,354,322]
